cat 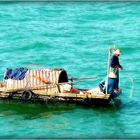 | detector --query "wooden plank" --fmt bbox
[0,81,111,100]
